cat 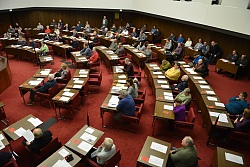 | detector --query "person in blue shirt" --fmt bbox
[75,23,81,32]
[115,90,136,120]
[131,28,137,38]
[80,44,92,58]
[177,33,184,43]
[27,74,57,105]
[151,25,156,34]
[193,54,203,66]
[226,92,249,115]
